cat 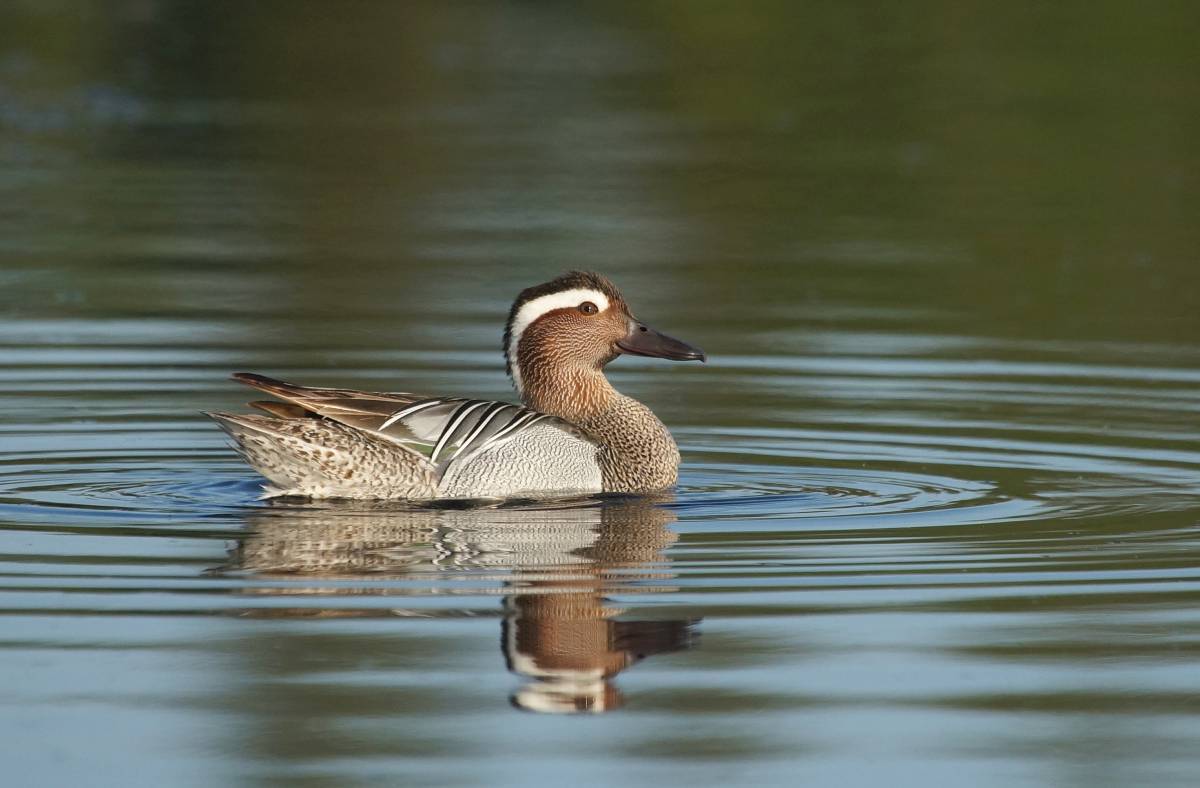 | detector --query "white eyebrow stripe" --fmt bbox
[507,288,610,393]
